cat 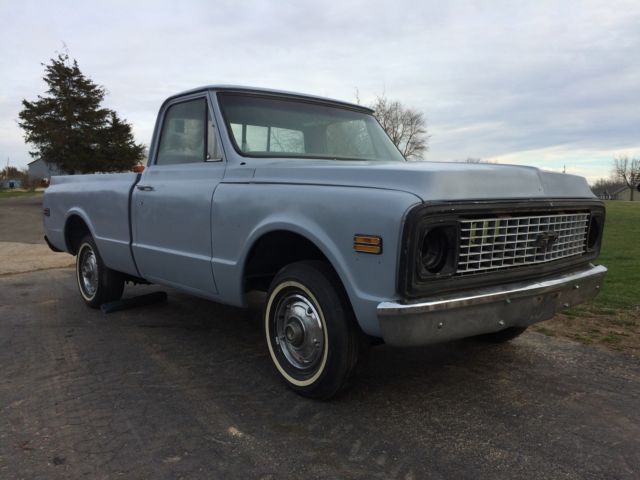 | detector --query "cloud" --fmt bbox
[0,0,638,183]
